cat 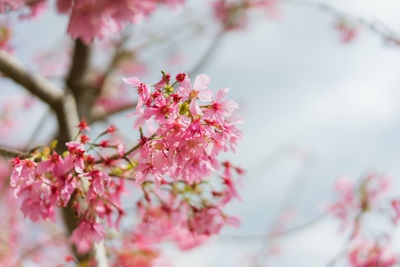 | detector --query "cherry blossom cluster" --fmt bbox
[103,159,242,266]
[10,125,126,254]
[0,158,71,266]
[131,161,242,249]
[348,239,397,267]
[8,72,243,259]
[124,72,242,184]
[326,173,399,266]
